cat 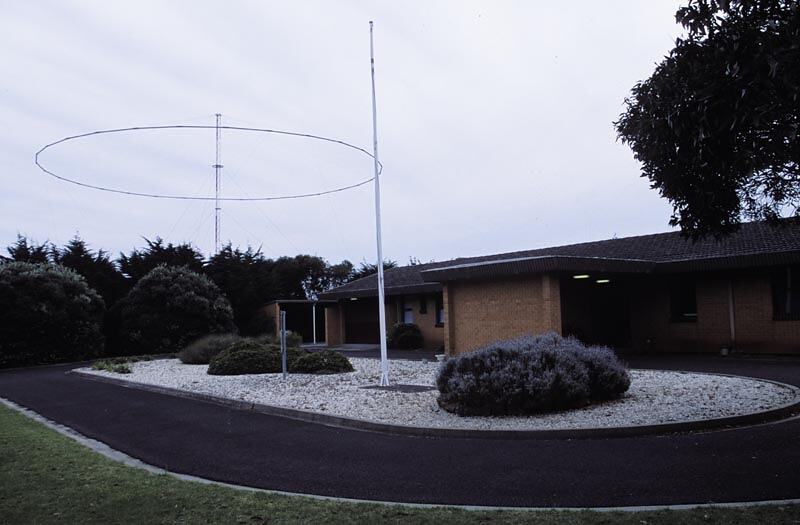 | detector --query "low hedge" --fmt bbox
[388,323,423,350]
[207,340,309,376]
[178,333,242,364]
[435,332,630,416]
[292,350,354,374]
